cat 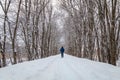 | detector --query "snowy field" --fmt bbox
[0,54,120,80]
